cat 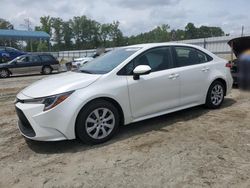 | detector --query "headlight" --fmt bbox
[21,91,74,111]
